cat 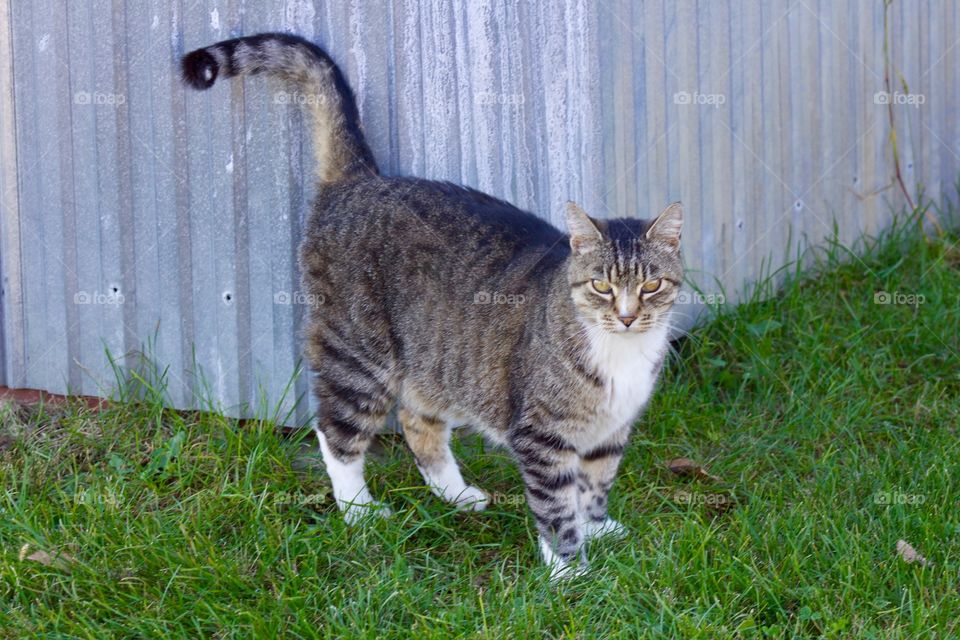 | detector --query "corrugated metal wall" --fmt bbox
[1,1,957,424]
